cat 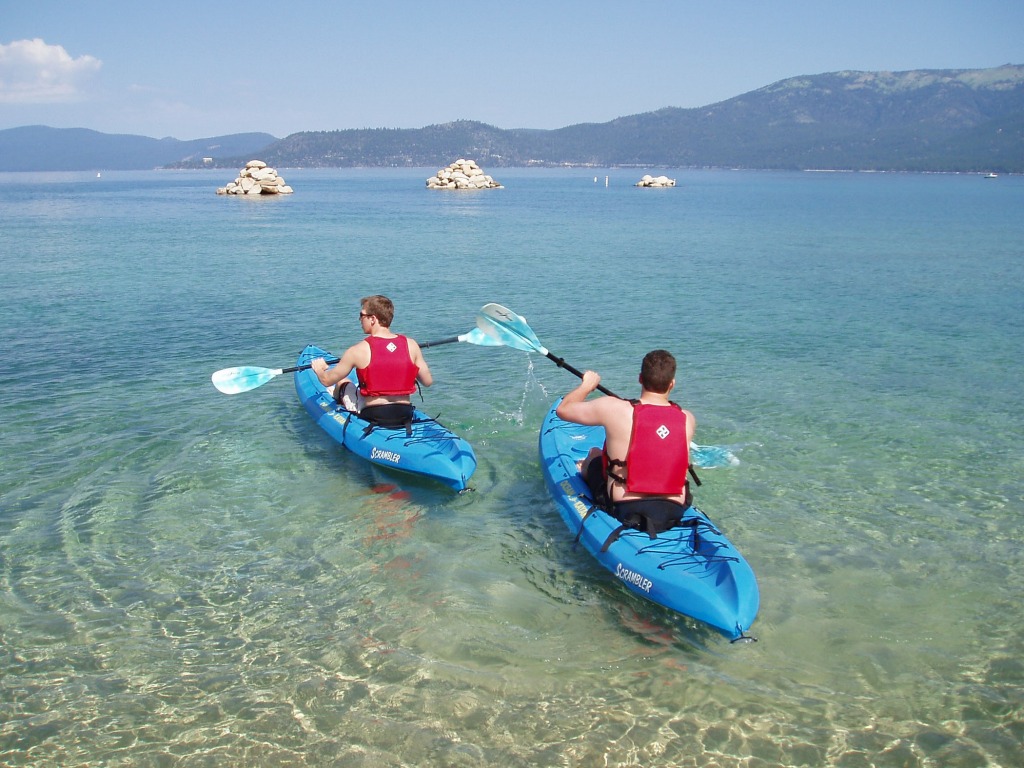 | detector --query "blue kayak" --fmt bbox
[539,399,759,640]
[294,344,477,492]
